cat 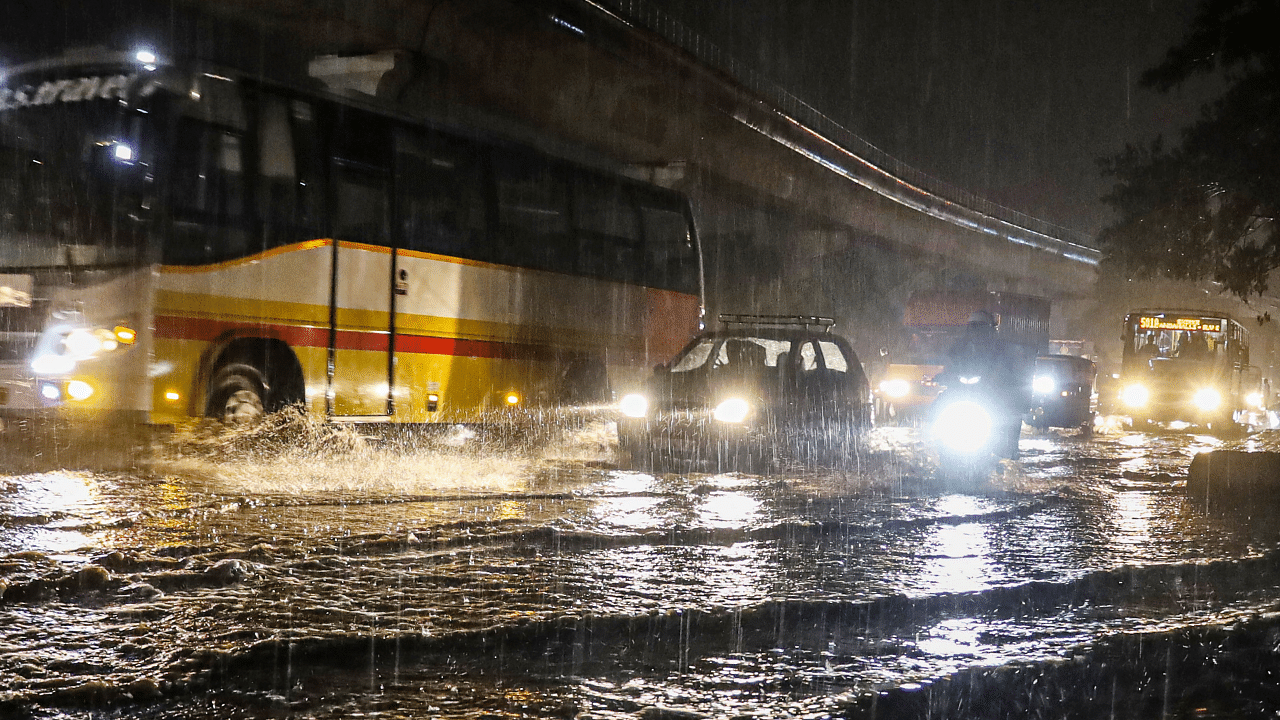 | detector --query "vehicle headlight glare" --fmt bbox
[619,393,649,418]
[933,399,992,453]
[713,397,750,424]
[1193,388,1221,411]
[31,353,75,375]
[1032,375,1054,394]
[66,380,94,401]
[1246,392,1264,409]
[1121,384,1149,408]
[880,379,910,398]
[64,329,105,359]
